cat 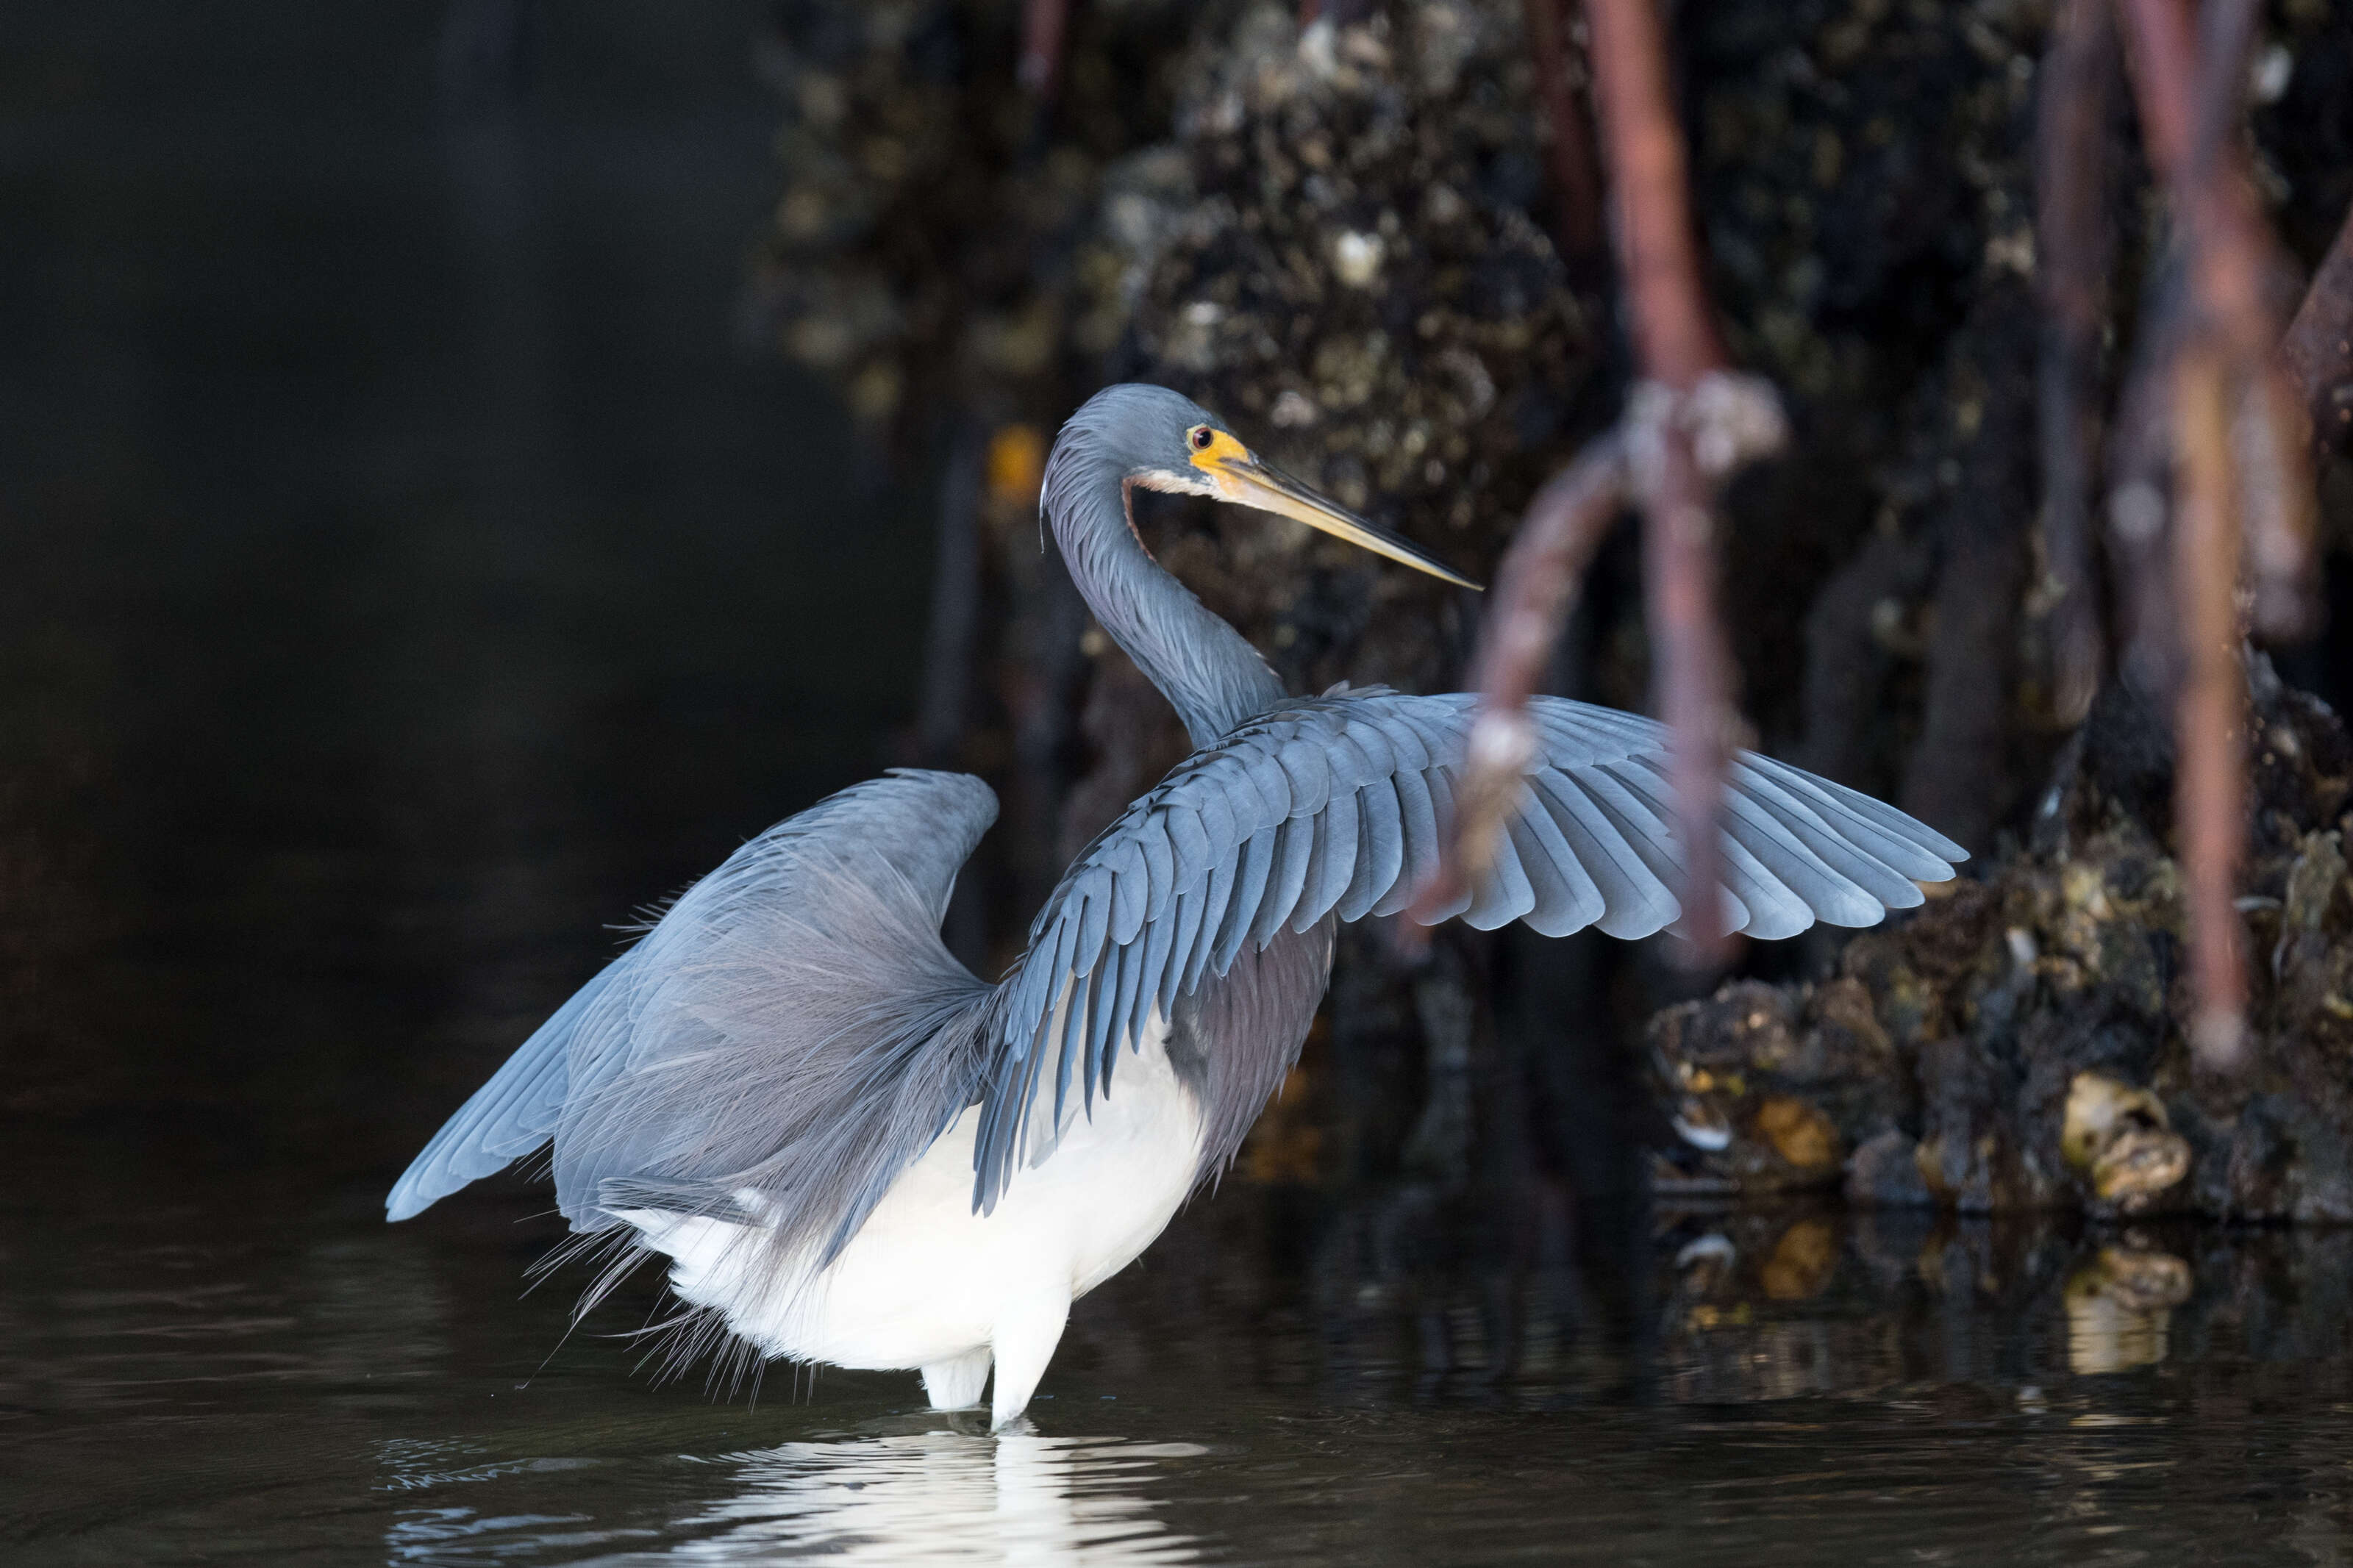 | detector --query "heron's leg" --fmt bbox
[921,1347,992,1410]
[988,1289,1071,1431]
